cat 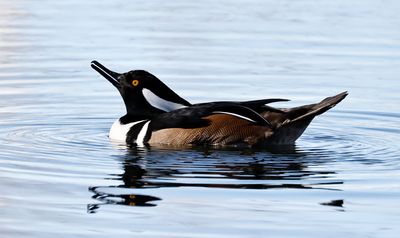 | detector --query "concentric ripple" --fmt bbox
[300,110,400,166]
[1,100,399,214]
